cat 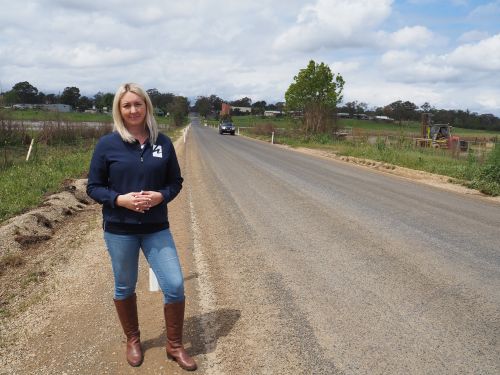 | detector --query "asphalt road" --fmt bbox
[185,116,500,375]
